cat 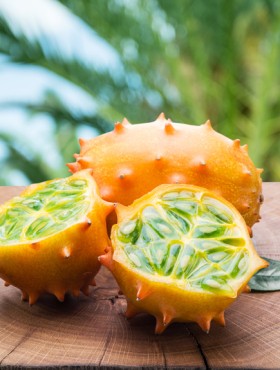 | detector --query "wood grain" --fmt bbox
[0,184,279,369]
